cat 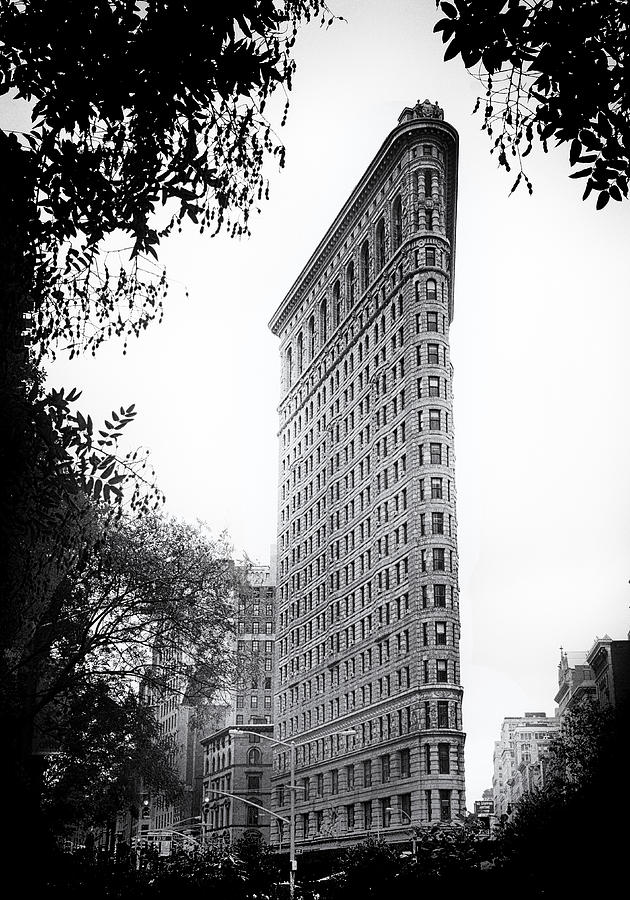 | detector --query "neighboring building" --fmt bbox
[492,713,559,820]
[140,650,208,841]
[200,563,277,848]
[268,99,465,850]
[234,563,277,726]
[555,649,596,719]
[586,634,630,710]
[201,723,274,848]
